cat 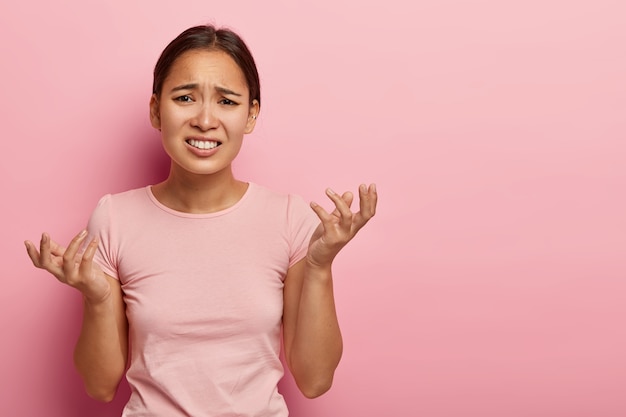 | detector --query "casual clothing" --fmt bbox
[87,183,318,417]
